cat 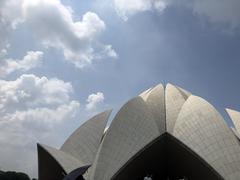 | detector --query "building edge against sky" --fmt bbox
[37,83,240,180]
